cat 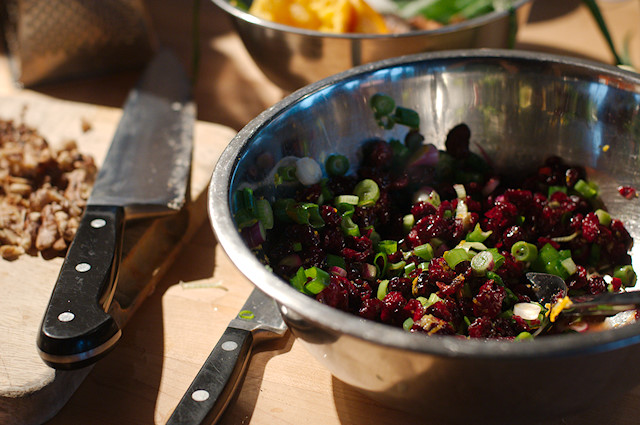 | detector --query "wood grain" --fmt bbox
[0,92,236,425]
[1,0,640,424]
